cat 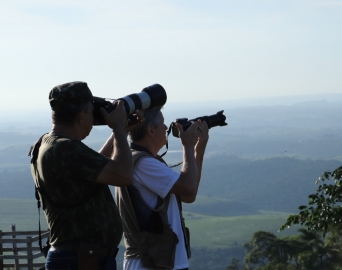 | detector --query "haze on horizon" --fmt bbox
[1,0,341,111]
